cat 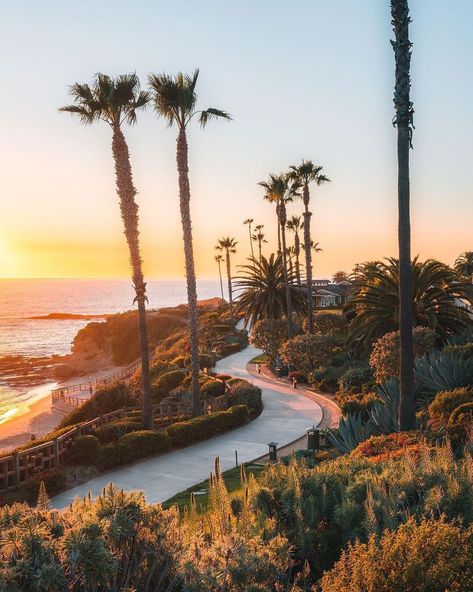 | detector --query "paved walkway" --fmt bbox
[53,345,323,508]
